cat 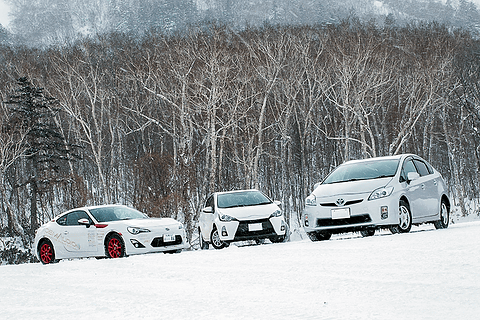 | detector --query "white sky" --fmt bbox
[0,0,11,28]
[1,0,480,28]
